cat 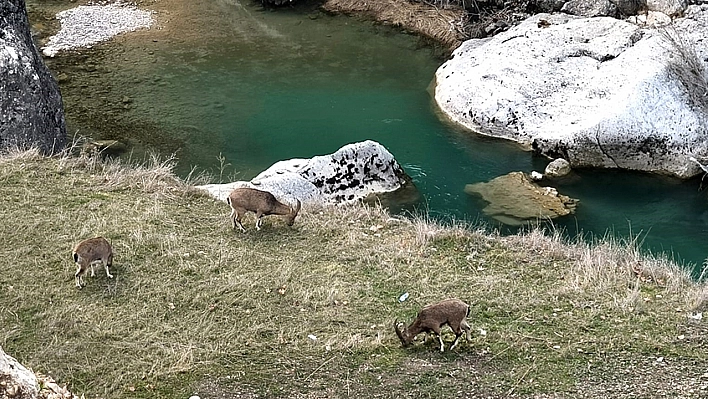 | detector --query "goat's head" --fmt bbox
[394,320,412,347]
[285,199,302,226]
